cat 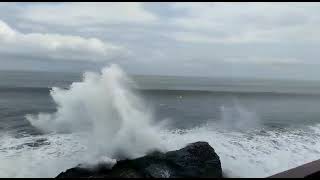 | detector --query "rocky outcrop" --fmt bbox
[56,141,222,178]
